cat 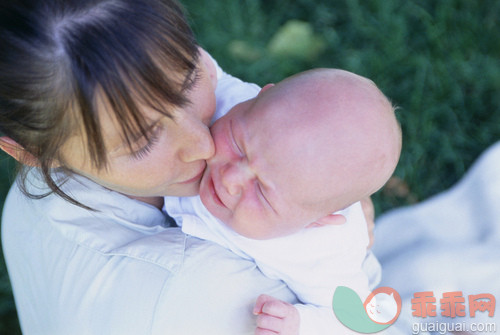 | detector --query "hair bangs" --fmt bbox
[60,0,200,170]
